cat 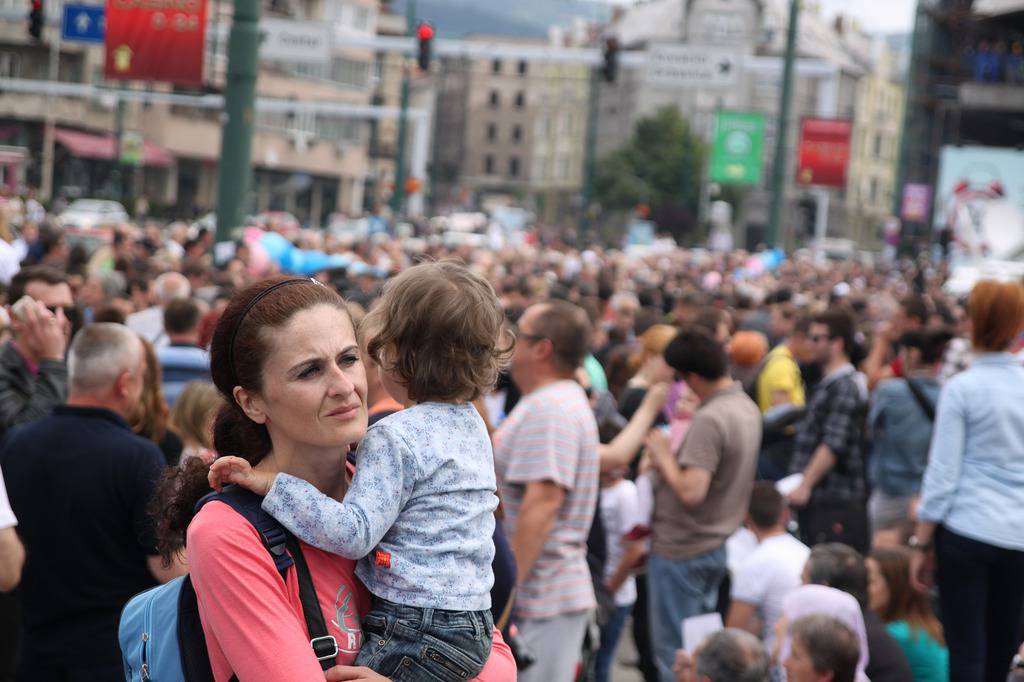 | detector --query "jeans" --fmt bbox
[595,604,632,682]
[356,598,493,681]
[632,574,659,682]
[935,526,1024,682]
[647,547,727,682]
